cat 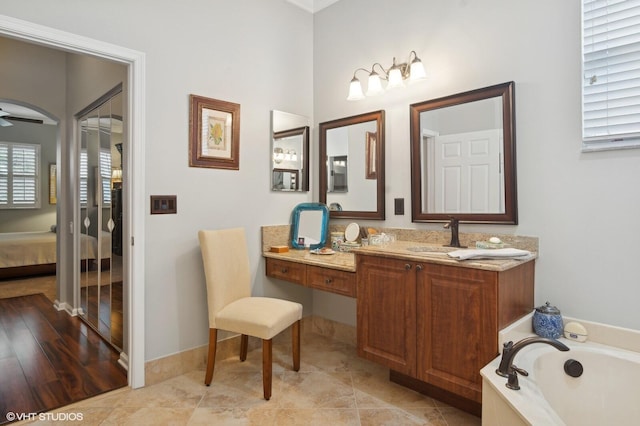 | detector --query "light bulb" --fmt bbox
[366,72,384,96]
[347,77,365,100]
